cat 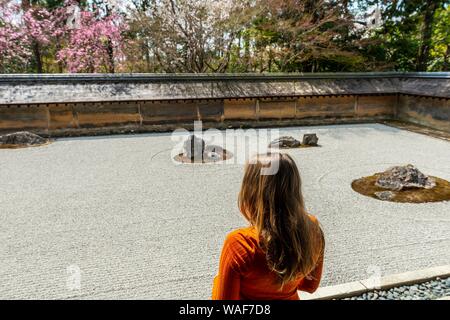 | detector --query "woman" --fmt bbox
[212,153,325,300]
